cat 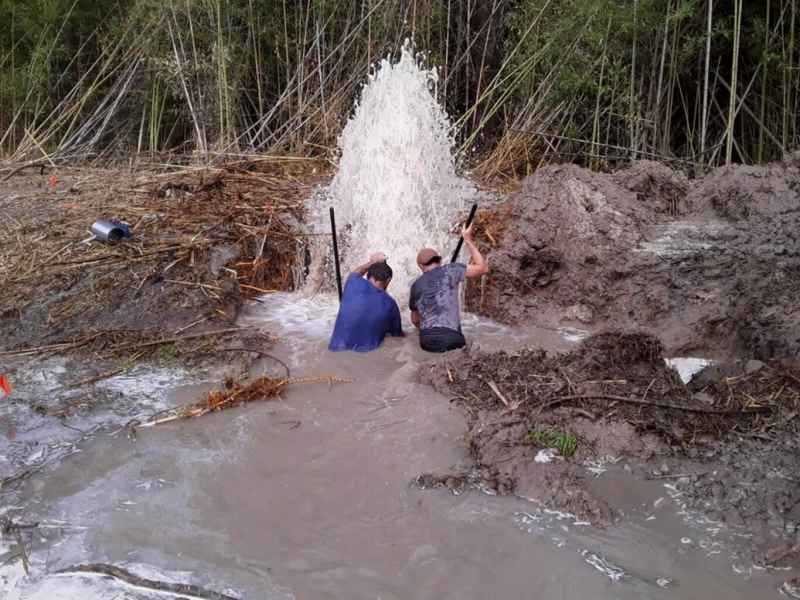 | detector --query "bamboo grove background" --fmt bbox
[1,0,798,177]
